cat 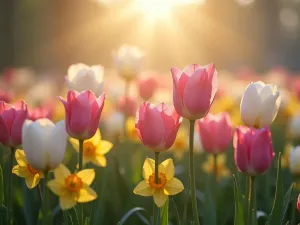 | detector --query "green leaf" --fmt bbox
[171,198,181,225]
[118,207,151,225]
[0,165,3,206]
[203,174,216,225]
[160,198,169,225]
[84,217,90,225]
[233,174,245,225]
[267,153,283,225]
[281,183,294,225]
